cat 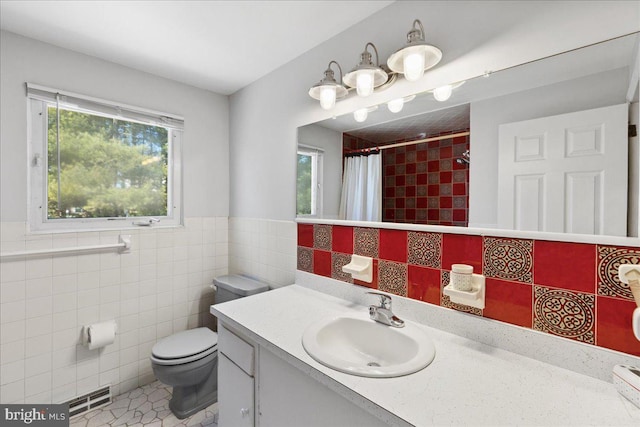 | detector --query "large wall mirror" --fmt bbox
[297,32,640,238]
